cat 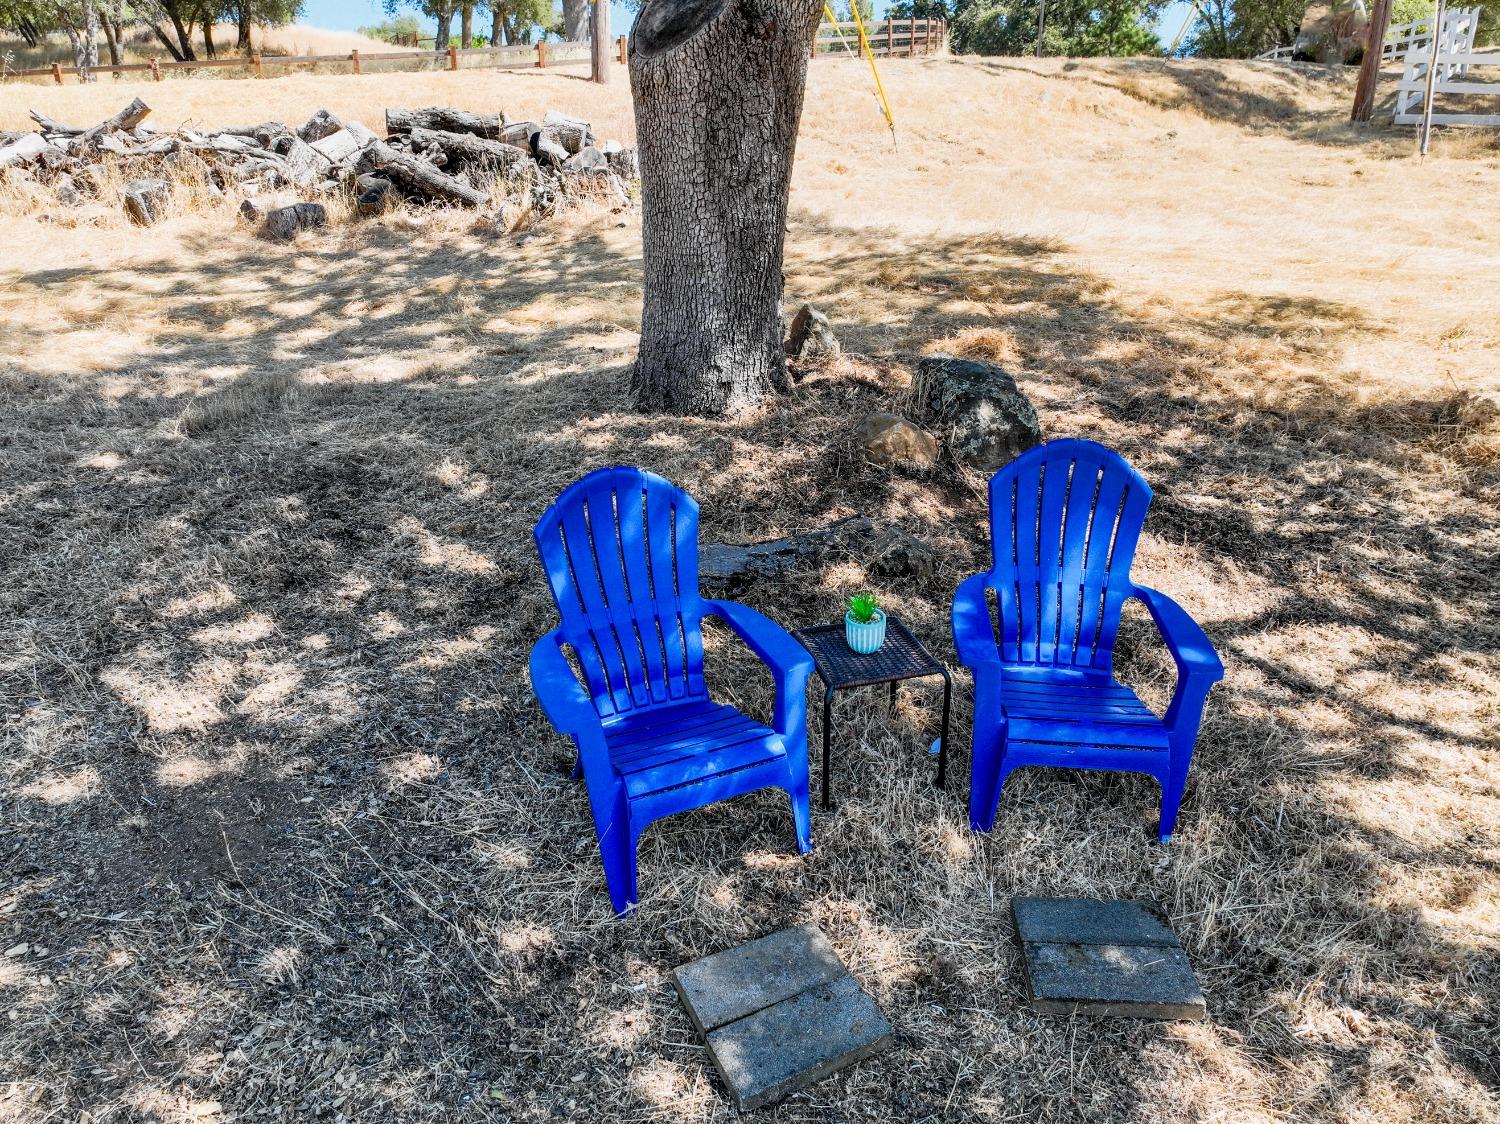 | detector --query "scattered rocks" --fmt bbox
[910,354,1042,473]
[122,178,170,226]
[786,304,840,360]
[855,412,939,468]
[869,527,938,580]
[263,202,327,241]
